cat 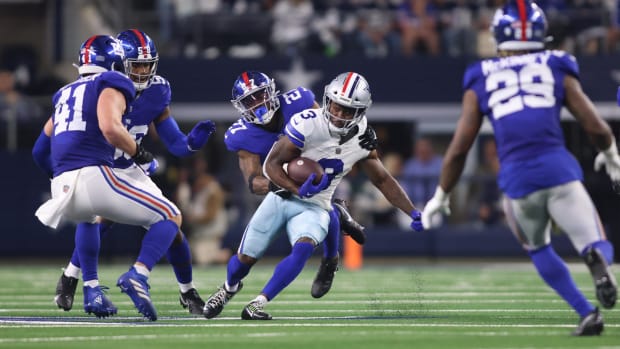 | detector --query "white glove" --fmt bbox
[421,186,451,229]
[594,139,620,182]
